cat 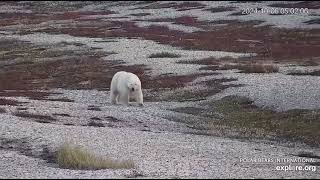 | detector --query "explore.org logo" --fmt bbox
[276,164,316,172]
[239,157,317,172]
